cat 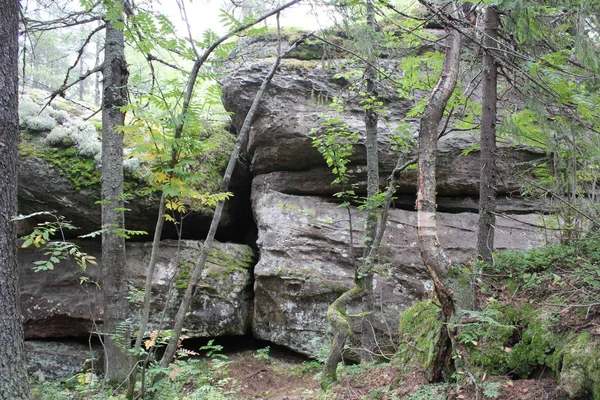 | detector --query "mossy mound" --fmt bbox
[559,333,600,399]
[460,303,566,378]
[398,298,600,398]
[396,299,444,380]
